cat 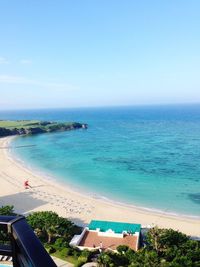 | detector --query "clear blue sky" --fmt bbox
[0,0,200,109]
